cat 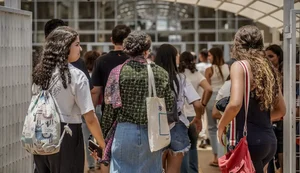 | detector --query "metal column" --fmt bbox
[283,0,295,172]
